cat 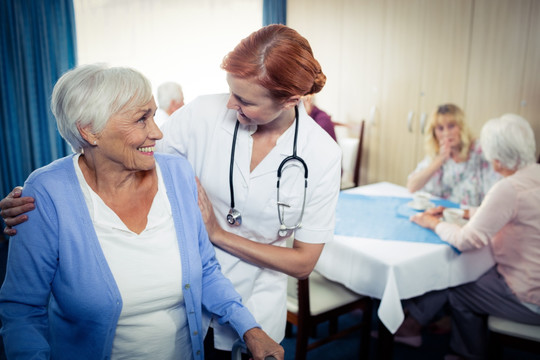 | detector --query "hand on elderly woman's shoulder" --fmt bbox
[1,186,35,236]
